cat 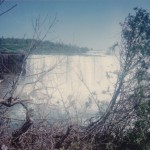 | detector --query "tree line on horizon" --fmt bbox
[0,37,91,55]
